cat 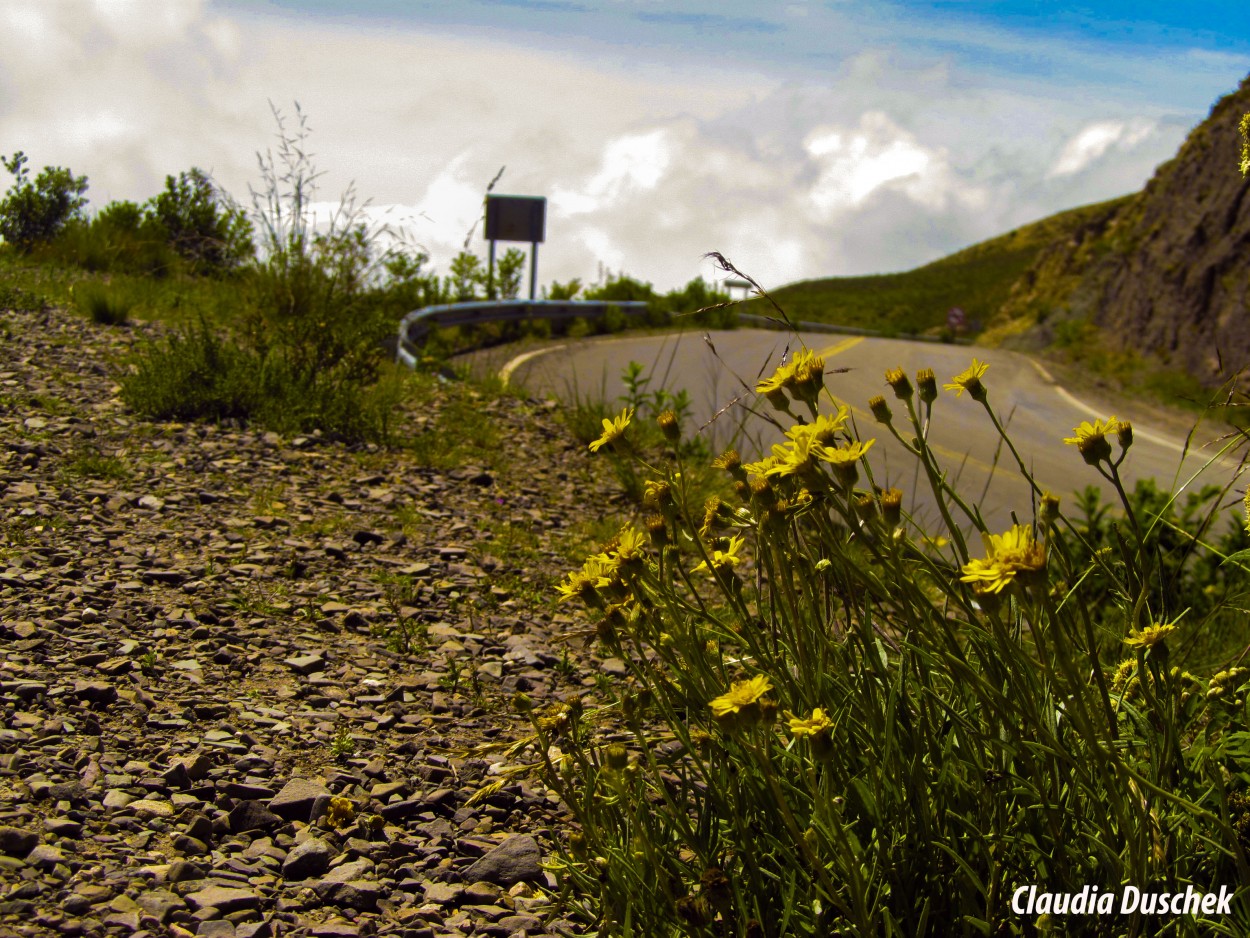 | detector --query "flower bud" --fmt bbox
[1039,491,1060,529]
[1117,420,1133,450]
[868,395,893,423]
[605,743,629,771]
[916,368,938,404]
[657,409,681,442]
[646,514,669,548]
[880,487,903,528]
[885,367,913,399]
